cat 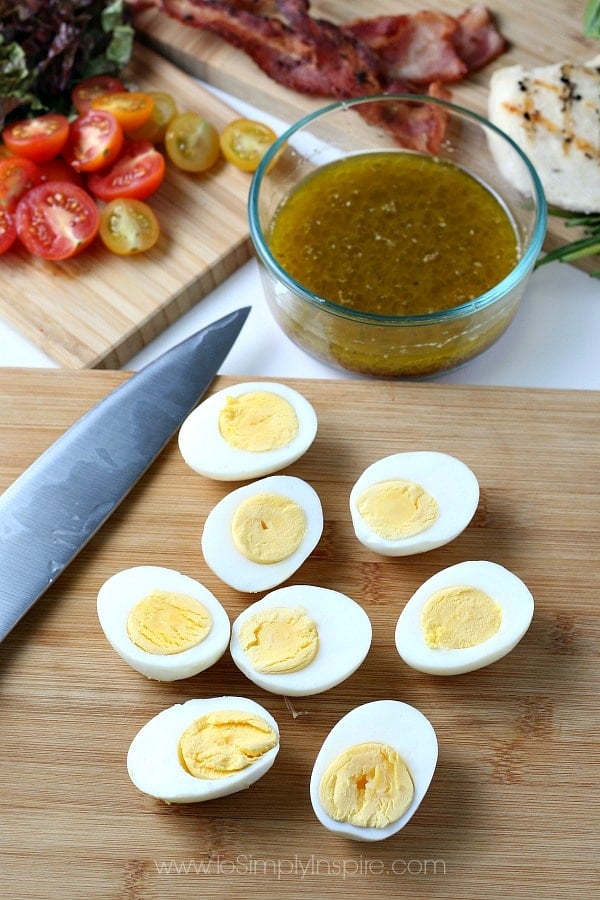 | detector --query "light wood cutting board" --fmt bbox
[0,45,253,369]
[134,0,599,274]
[0,370,598,899]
